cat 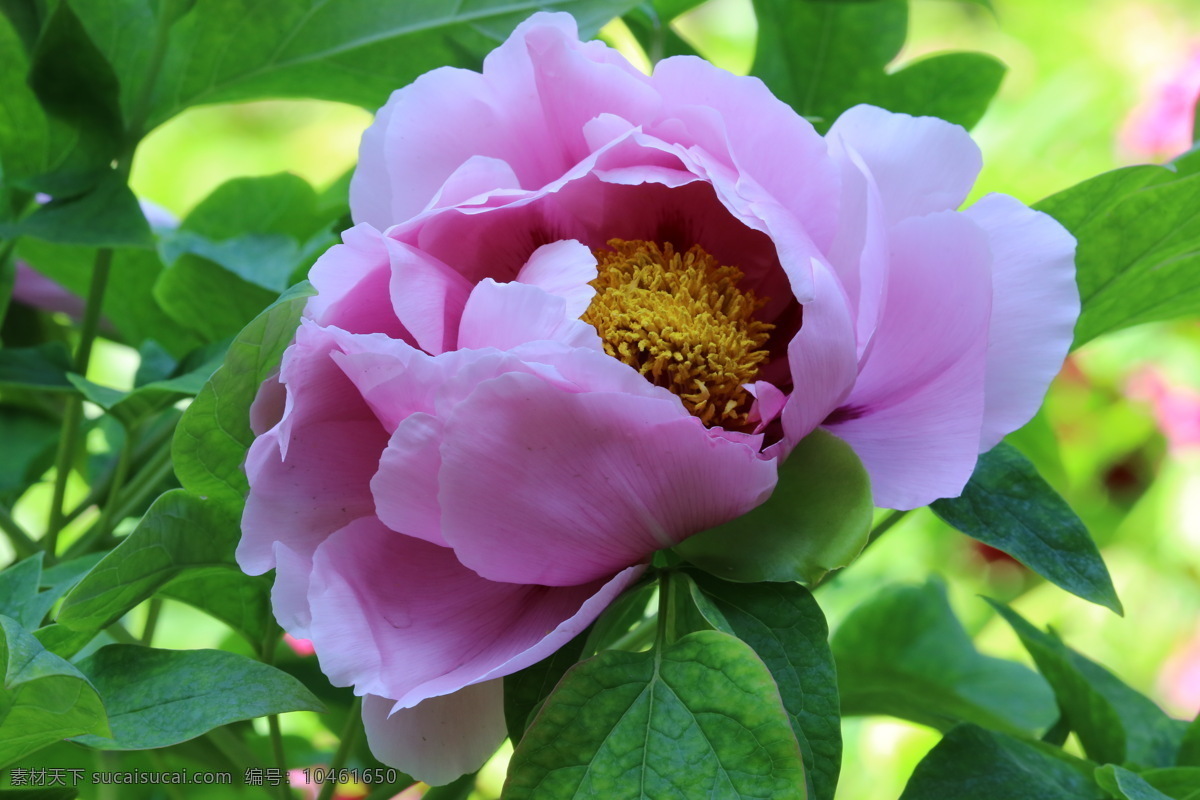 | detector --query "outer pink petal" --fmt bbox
[362,685,507,787]
[438,372,778,586]
[827,105,982,226]
[457,279,601,351]
[964,193,1079,451]
[825,211,993,509]
[306,517,643,706]
[649,56,839,254]
[238,324,388,574]
[774,259,858,456]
